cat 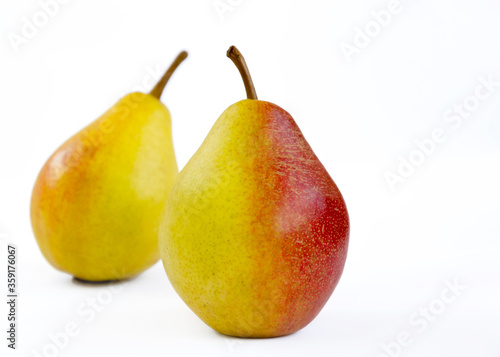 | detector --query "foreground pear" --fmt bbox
[31,51,187,282]
[159,47,349,337]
